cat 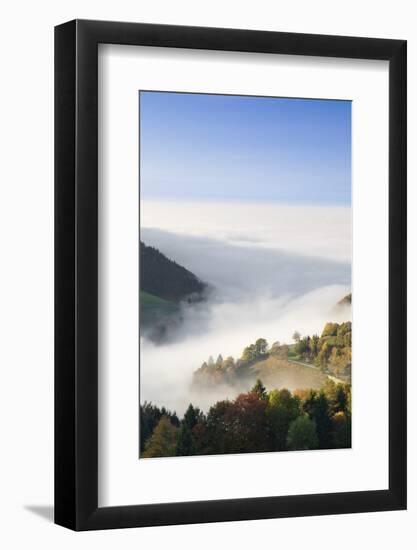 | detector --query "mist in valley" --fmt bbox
[140,200,351,416]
